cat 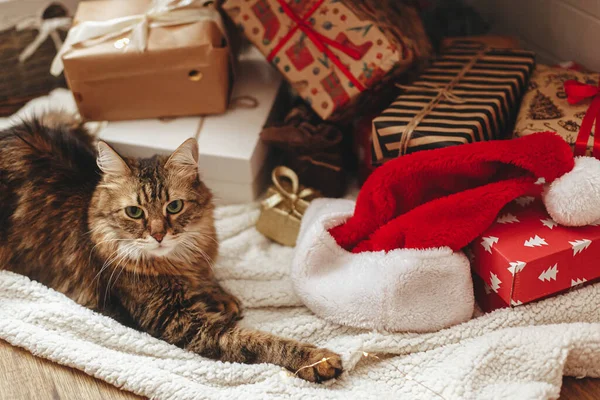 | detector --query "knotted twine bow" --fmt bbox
[387,47,487,157]
[564,79,600,158]
[50,0,225,76]
[262,166,315,219]
[267,0,365,91]
[16,16,72,63]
